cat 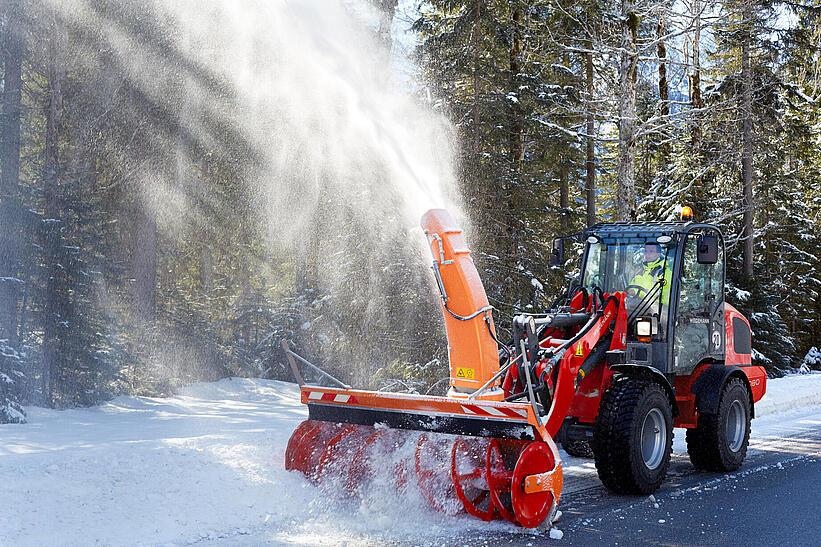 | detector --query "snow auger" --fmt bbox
[284,207,768,528]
